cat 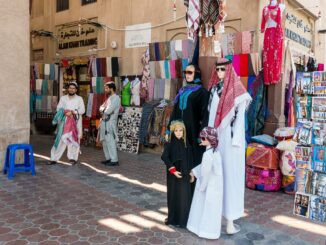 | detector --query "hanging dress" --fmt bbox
[121,78,131,106]
[261,4,285,85]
